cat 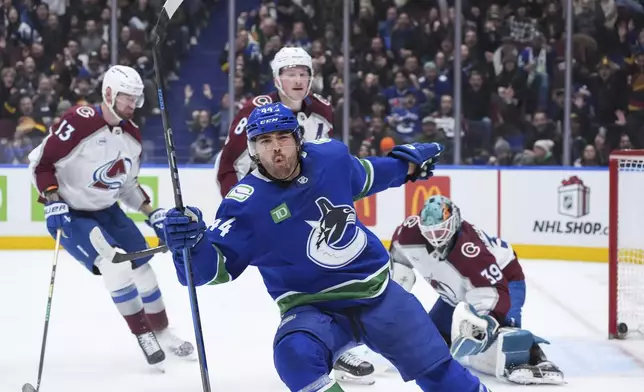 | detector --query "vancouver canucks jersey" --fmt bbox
[175,138,410,315]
